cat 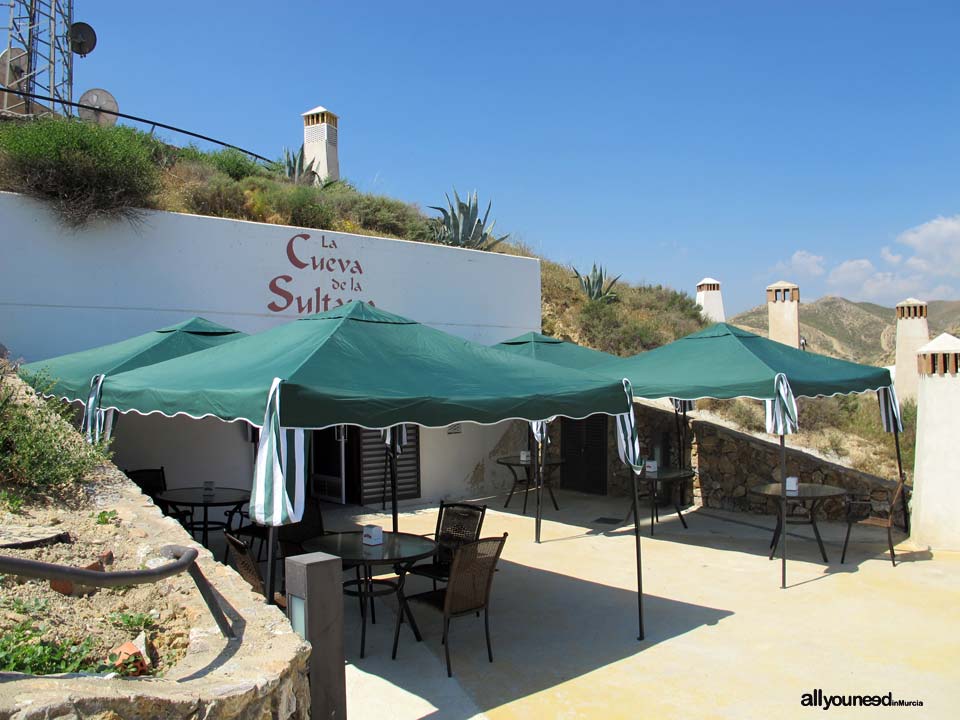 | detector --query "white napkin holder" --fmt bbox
[519,450,531,464]
[785,476,799,496]
[362,525,383,545]
[644,459,658,476]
